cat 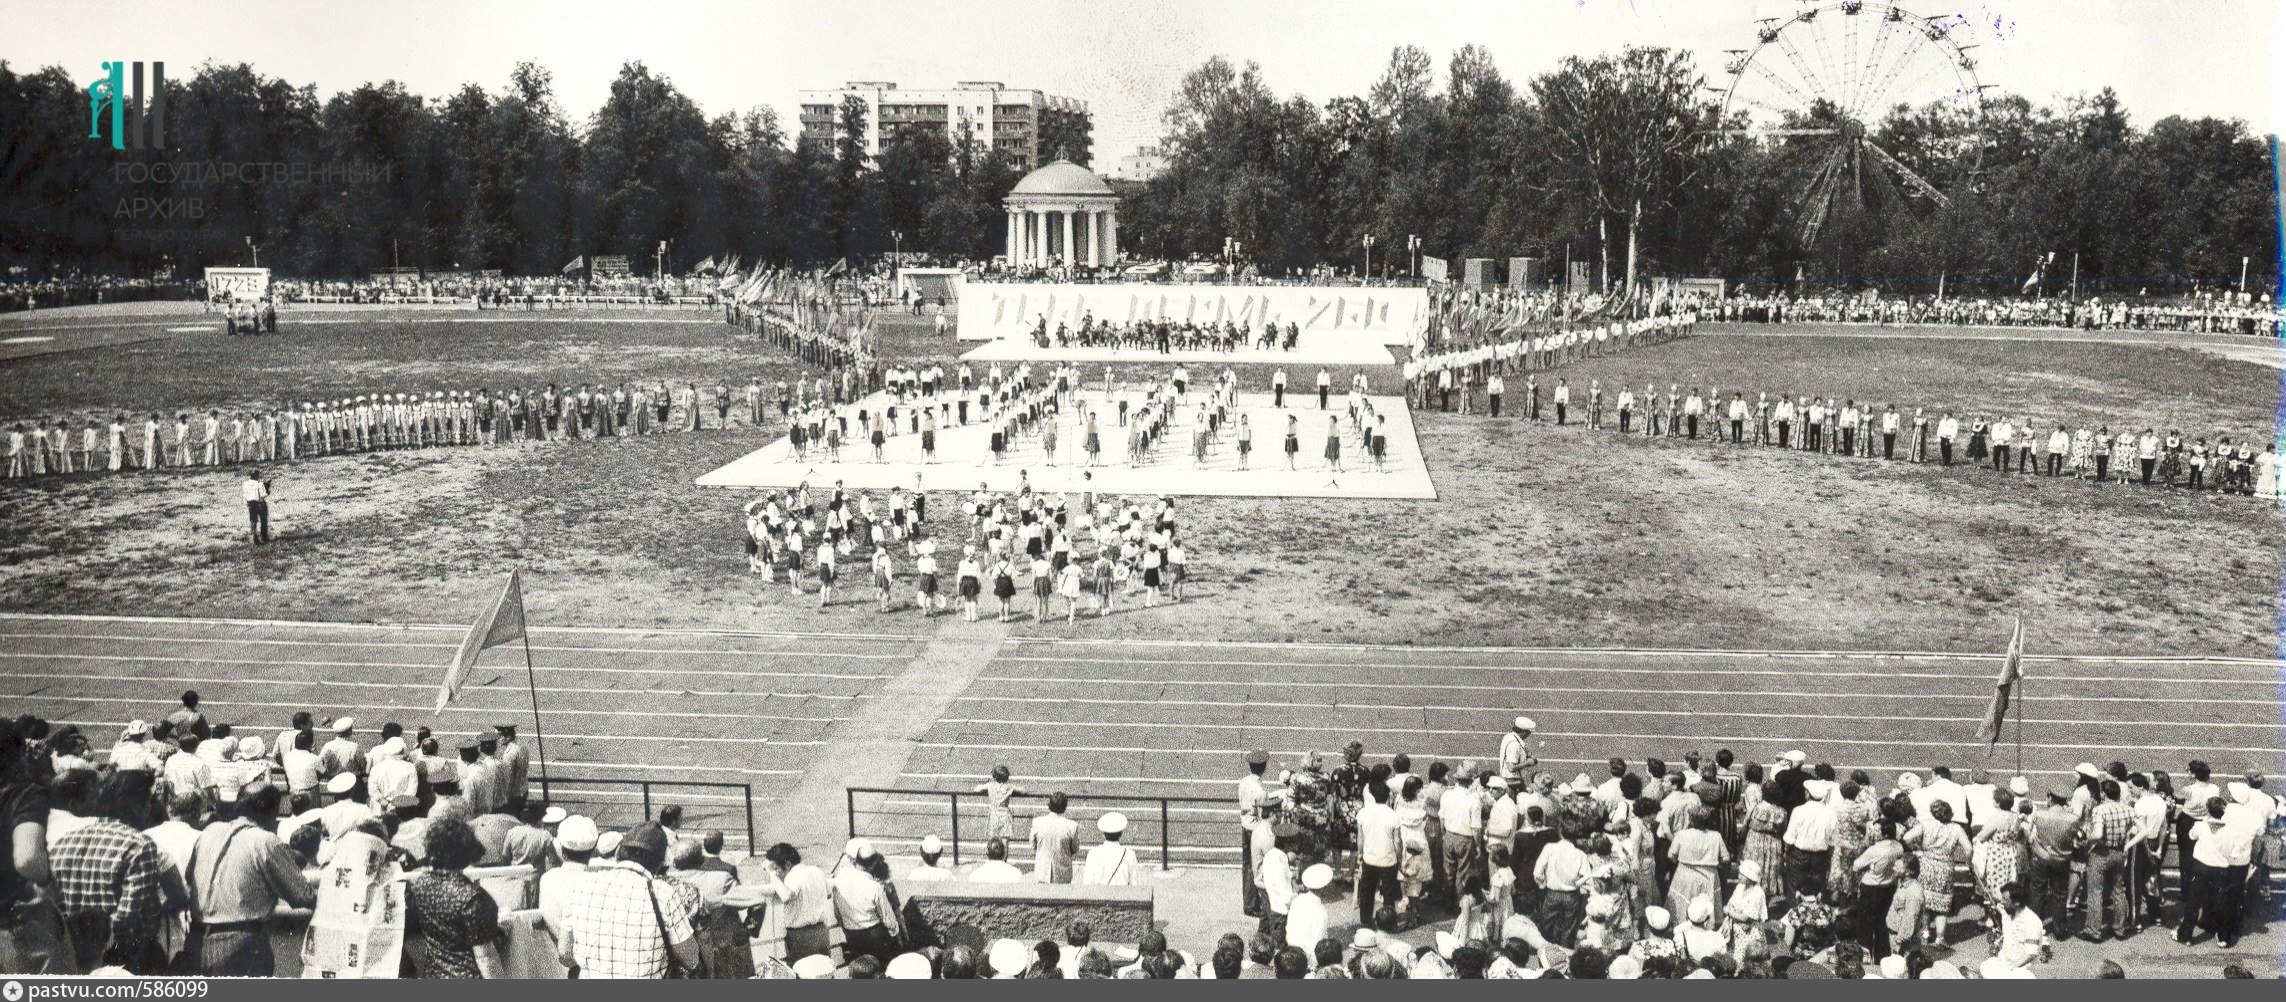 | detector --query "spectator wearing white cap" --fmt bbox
[831,838,902,964]
[318,772,377,841]
[907,835,953,881]
[1498,716,1538,785]
[885,952,932,979]
[110,721,159,773]
[1286,863,1331,951]
[537,814,597,935]
[366,737,419,815]
[1082,812,1137,886]
[317,717,362,780]
[985,938,1029,978]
